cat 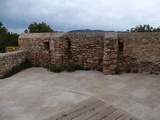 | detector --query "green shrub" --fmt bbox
[64,64,84,72]
[45,64,89,72]
[115,68,121,74]
[133,68,138,73]
[97,66,103,72]
[47,64,62,73]
[64,64,75,72]
[126,67,131,73]
[0,59,33,79]
[84,68,90,71]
